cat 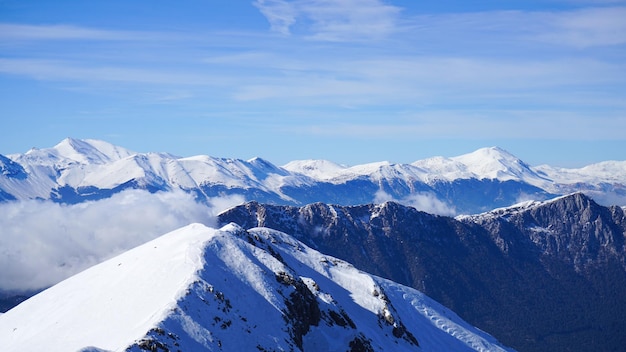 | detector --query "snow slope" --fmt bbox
[2,138,316,203]
[0,223,209,351]
[2,138,625,212]
[282,159,347,180]
[535,161,626,184]
[286,147,546,184]
[0,223,513,352]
